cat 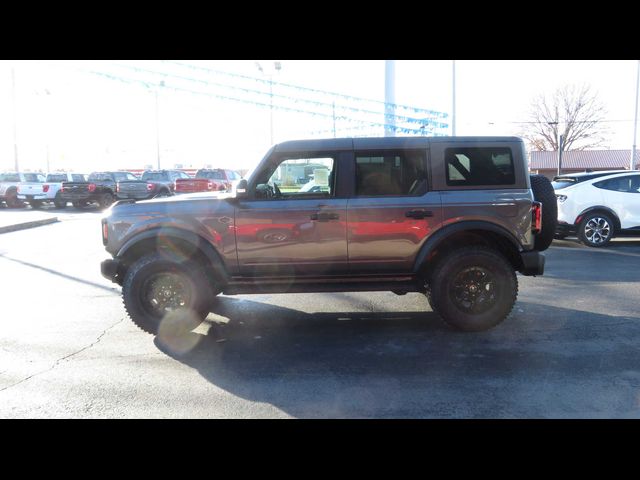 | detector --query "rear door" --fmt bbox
[346,141,442,274]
